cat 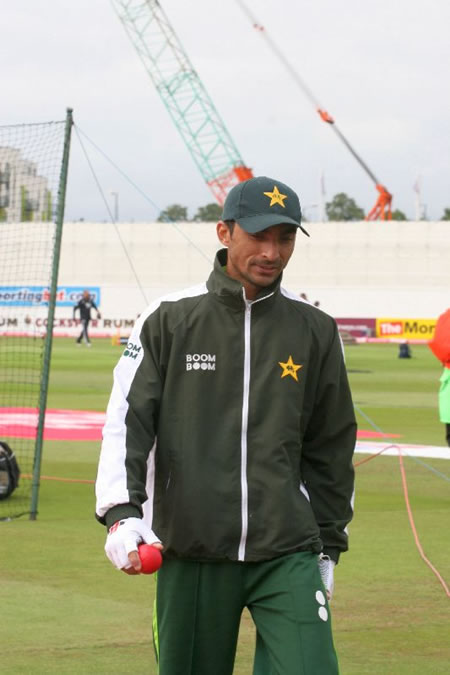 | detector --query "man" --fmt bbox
[96,176,356,674]
[73,289,101,346]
